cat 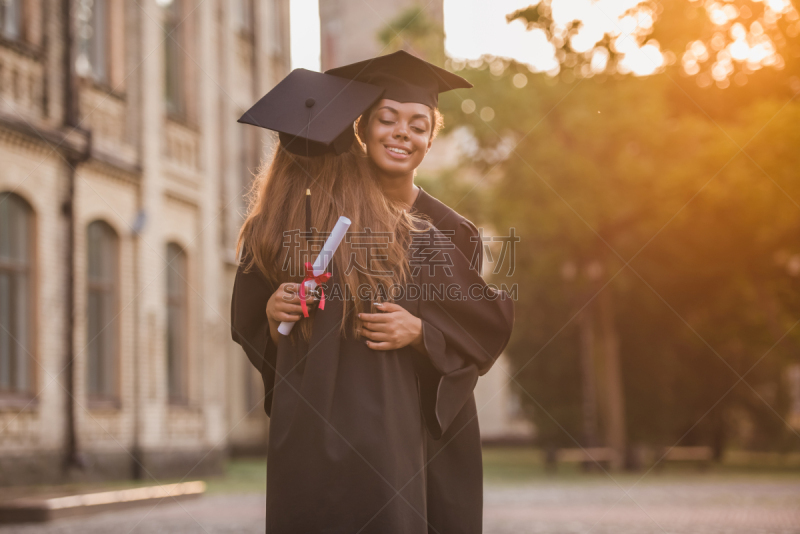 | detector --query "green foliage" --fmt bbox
[436,57,800,453]
[371,0,800,455]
